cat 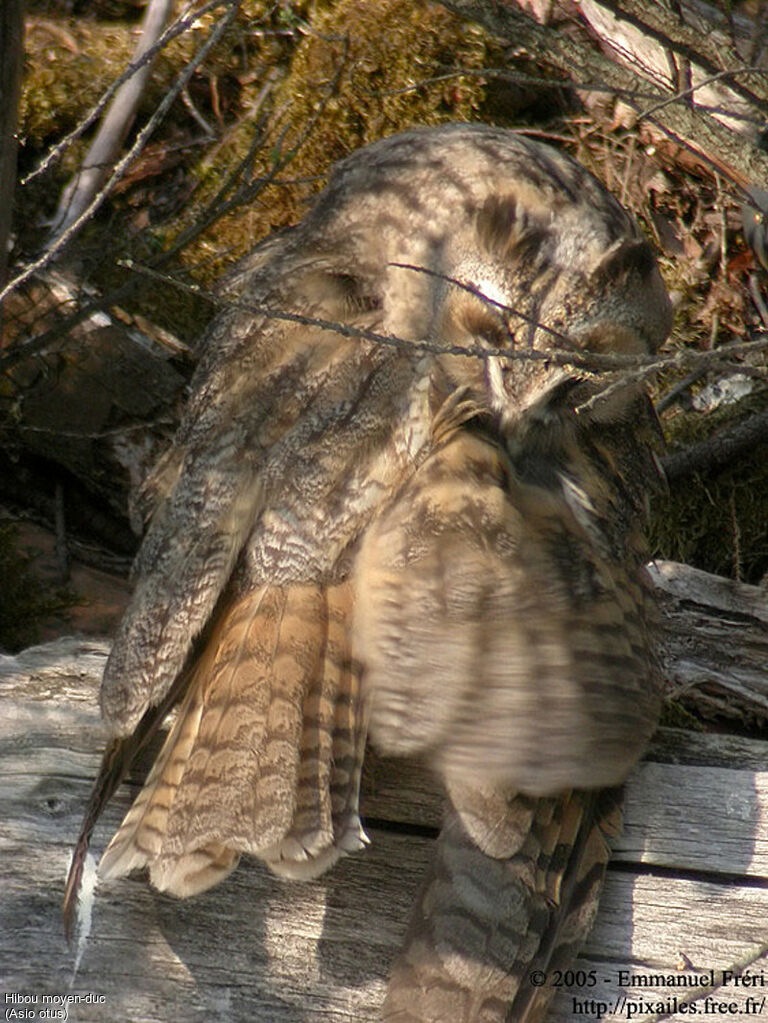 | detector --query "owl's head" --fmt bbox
[311,124,671,422]
[438,186,672,423]
[235,124,672,424]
